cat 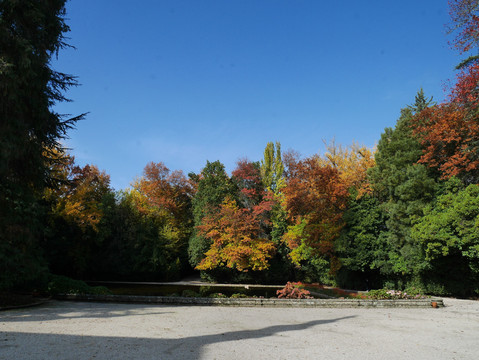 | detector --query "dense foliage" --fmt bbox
[0,0,84,290]
[2,0,478,297]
